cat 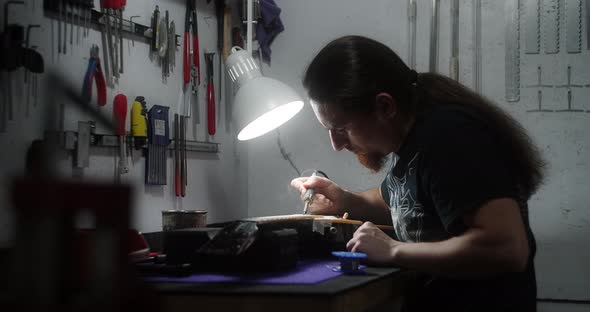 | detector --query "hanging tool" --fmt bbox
[450,0,459,80]
[175,87,188,197]
[160,10,170,79]
[214,0,225,120]
[147,105,170,185]
[205,52,216,136]
[543,0,560,54]
[69,0,73,48]
[566,0,582,53]
[180,112,186,197]
[150,5,160,52]
[131,96,148,150]
[113,94,129,176]
[223,6,232,60]
[129,15,140,47]
[429,0,440,73]
[119,0,126,74]
[81,45,107,106]
[24,25,41,85]
[407,0,417,70]
[101,0,118,80]
[167,20,177,76]
[58,0,62,55]
[76,0,80,45]
[303,172,317,214]
[184,0,201,118]
[473,0,482,92]
[174,113,181,196]
[30,46,40,108]
[586,0,590,49]
[2,1,26,121]
[525,0,541,54]
[505,0,521,102]
[25,24,41,116]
